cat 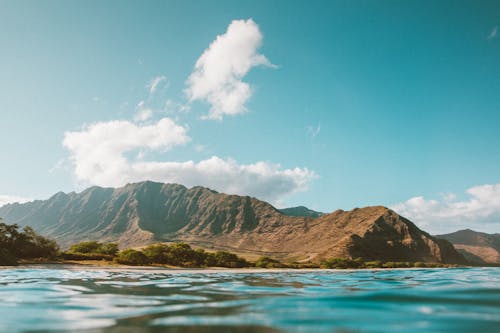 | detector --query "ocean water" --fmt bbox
[0,267,499,333]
